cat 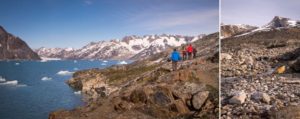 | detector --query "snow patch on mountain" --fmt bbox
[36,34,205,60]
[232,16,300,38]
